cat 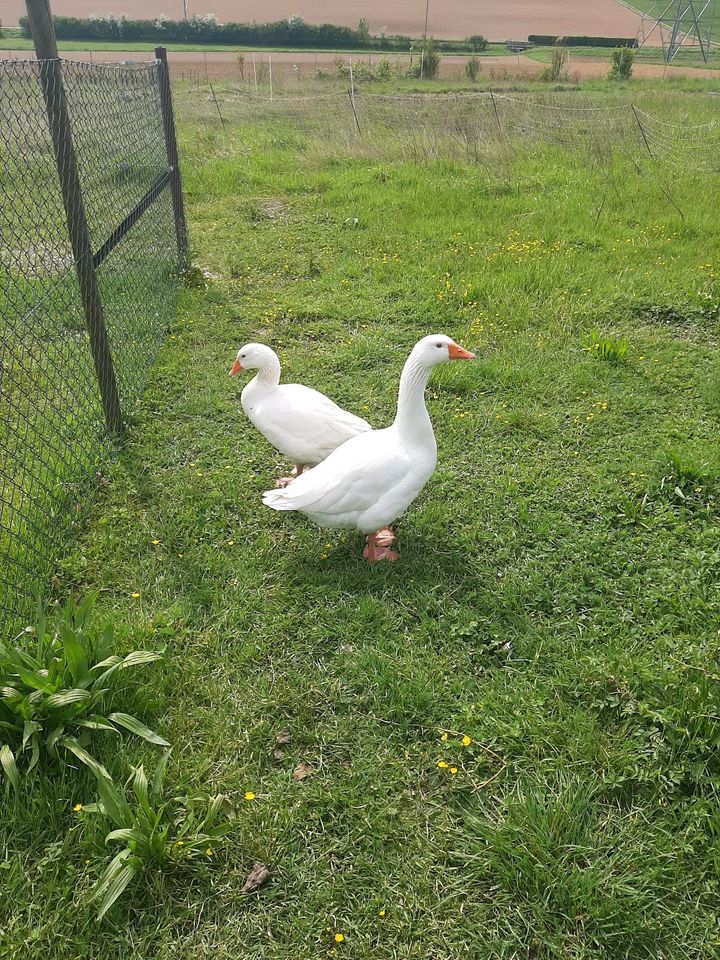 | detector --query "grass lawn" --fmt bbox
[2,79,720,958]
[624,0,720,41]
